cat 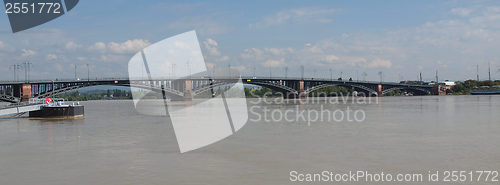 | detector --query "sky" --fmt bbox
[1,0,500,82]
